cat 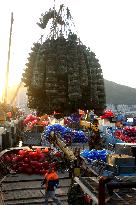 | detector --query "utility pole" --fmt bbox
[4,12,14,104]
